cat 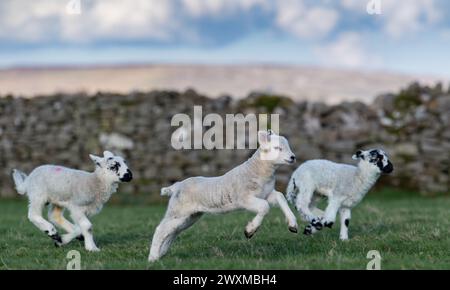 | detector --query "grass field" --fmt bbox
[0,189,449,270]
